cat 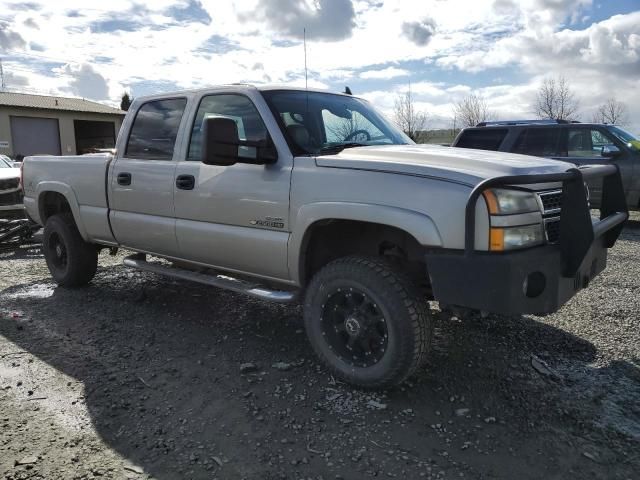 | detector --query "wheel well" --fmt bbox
[300,220,429,289]
[39,192,72,224]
